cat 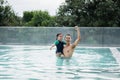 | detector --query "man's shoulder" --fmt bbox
[67,44,75,51]
[66,44,75,49]
[71,44,76,49]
